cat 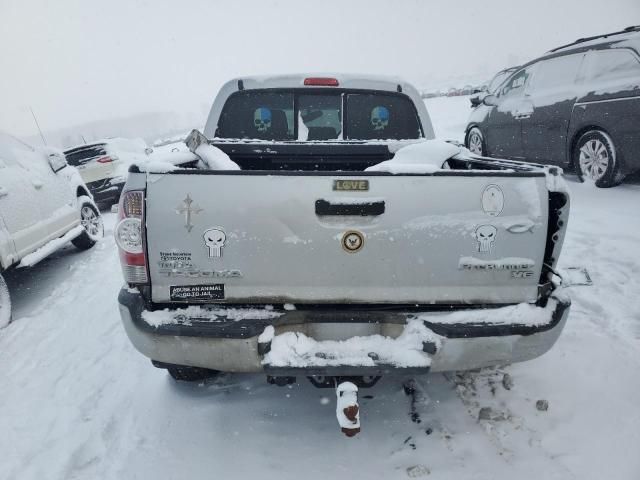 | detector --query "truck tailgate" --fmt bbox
[145,172,548,305]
